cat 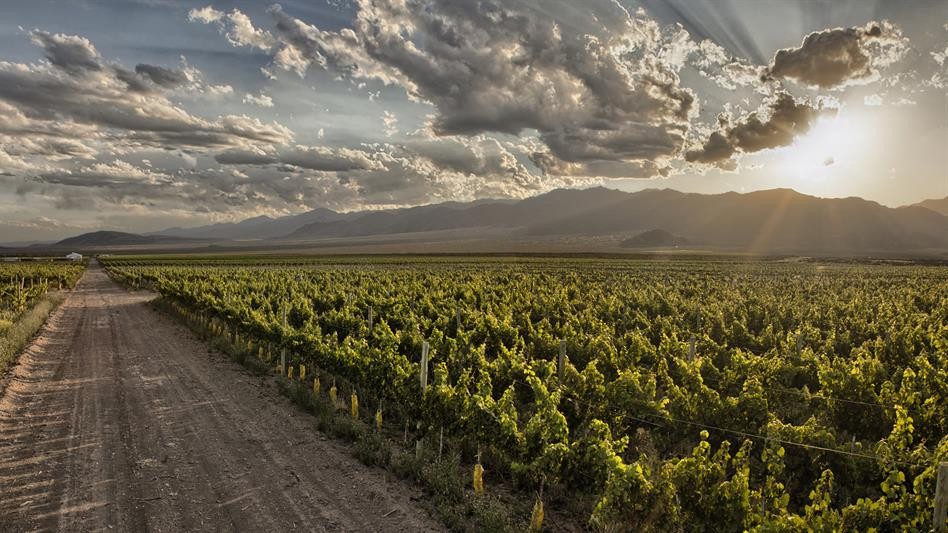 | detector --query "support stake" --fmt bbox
[935,462,948,531]
[558,340,566,386]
